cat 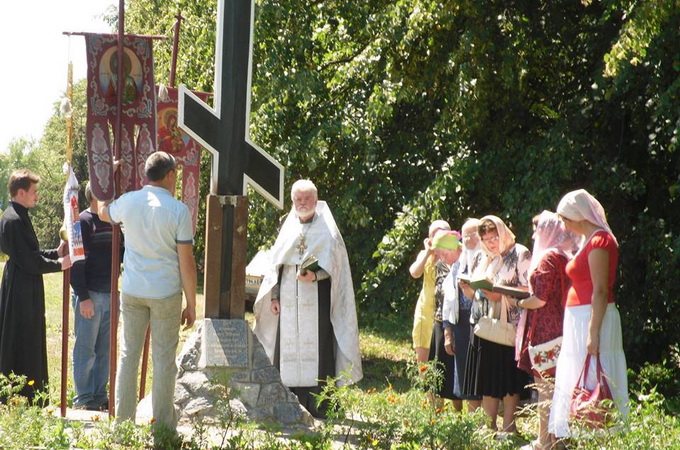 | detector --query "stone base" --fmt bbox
[173,319,314,426]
